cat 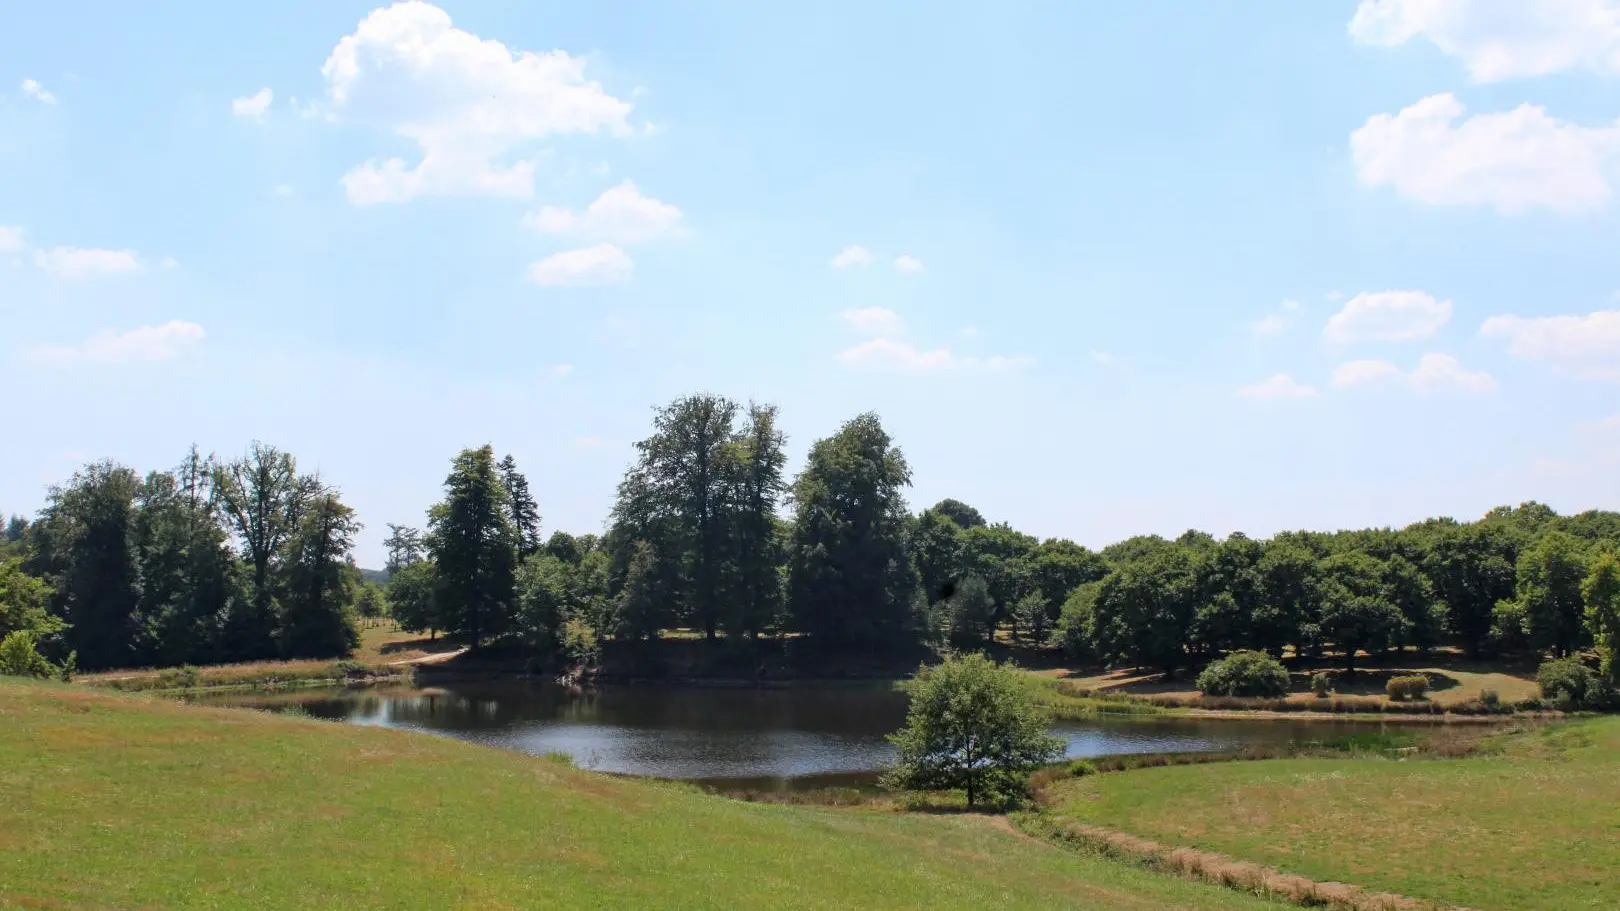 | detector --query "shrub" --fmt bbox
[1385,675,1429,701]
[1479,688,1500,707]
[0,631,57,679]
[1195,650,1290,698]
[157,665,201,689]
[1310,670,1334,697]
[1066,759,1098,777]
[1538,657,1601,709]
